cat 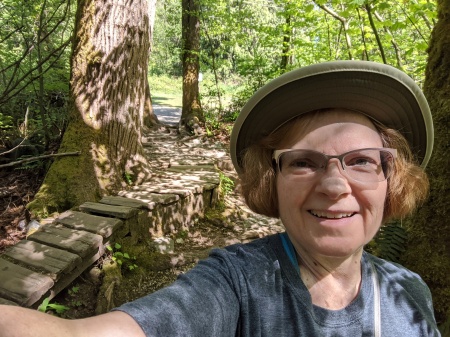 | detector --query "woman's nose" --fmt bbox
[315,161,352,199]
